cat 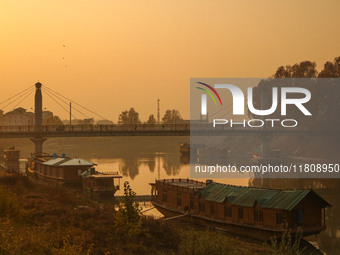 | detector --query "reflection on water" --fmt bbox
[91,155,191,196]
